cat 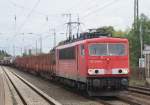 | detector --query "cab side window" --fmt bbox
[59,47,75,59]
[80,45,85,56]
